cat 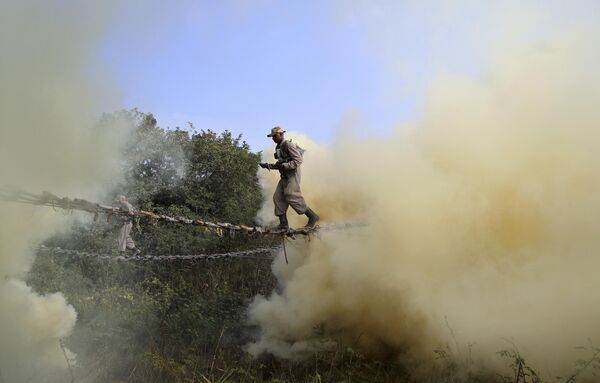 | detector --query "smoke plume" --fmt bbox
[0,1,130,381]
[249,3,600,379]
